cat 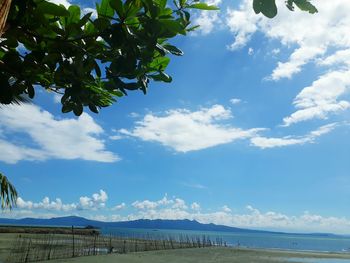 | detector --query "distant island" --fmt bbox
[0,216,338,237]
